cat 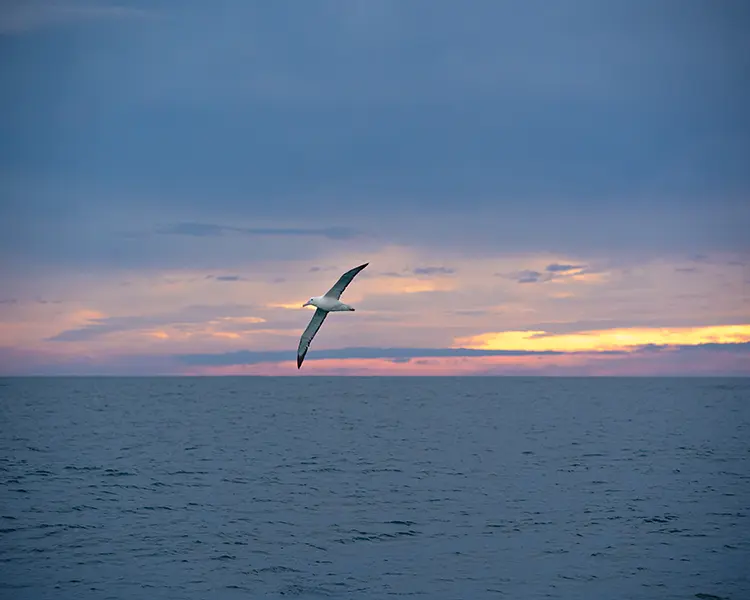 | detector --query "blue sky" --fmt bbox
[1,1,748,375]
